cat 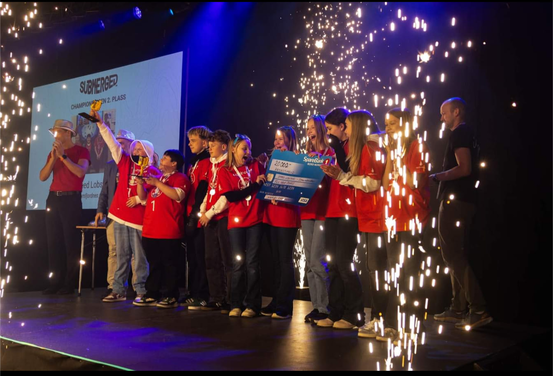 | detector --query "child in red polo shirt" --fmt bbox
[181,126,212,310]
[376,107,430,344]
[319,108,372,330]
[300,115,336,323]
[327,111,388,339]
[261,126,301,319]
[134,149,190,308]
[218,134,267,318]
[199,130,233,313]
